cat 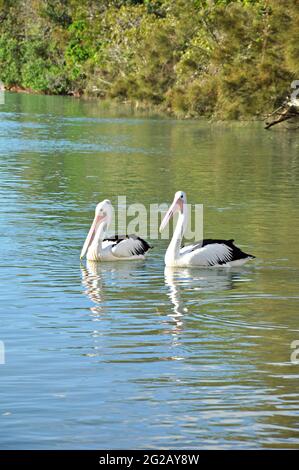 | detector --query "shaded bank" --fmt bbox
[0,0,298,120]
